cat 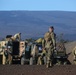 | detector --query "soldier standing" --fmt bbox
[42,26,56,68]
[7,40,12,64]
